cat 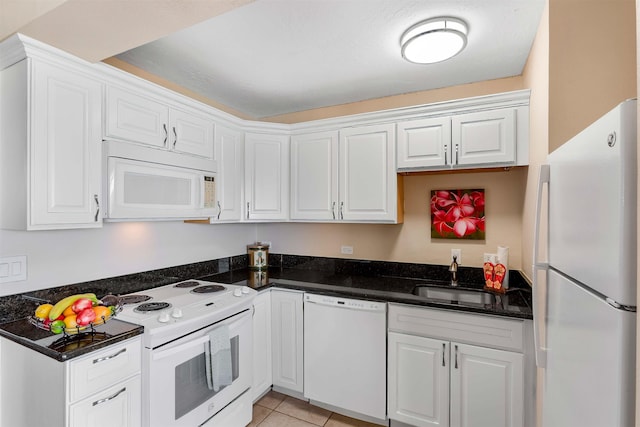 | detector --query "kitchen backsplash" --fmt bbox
[0,254,530,323]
